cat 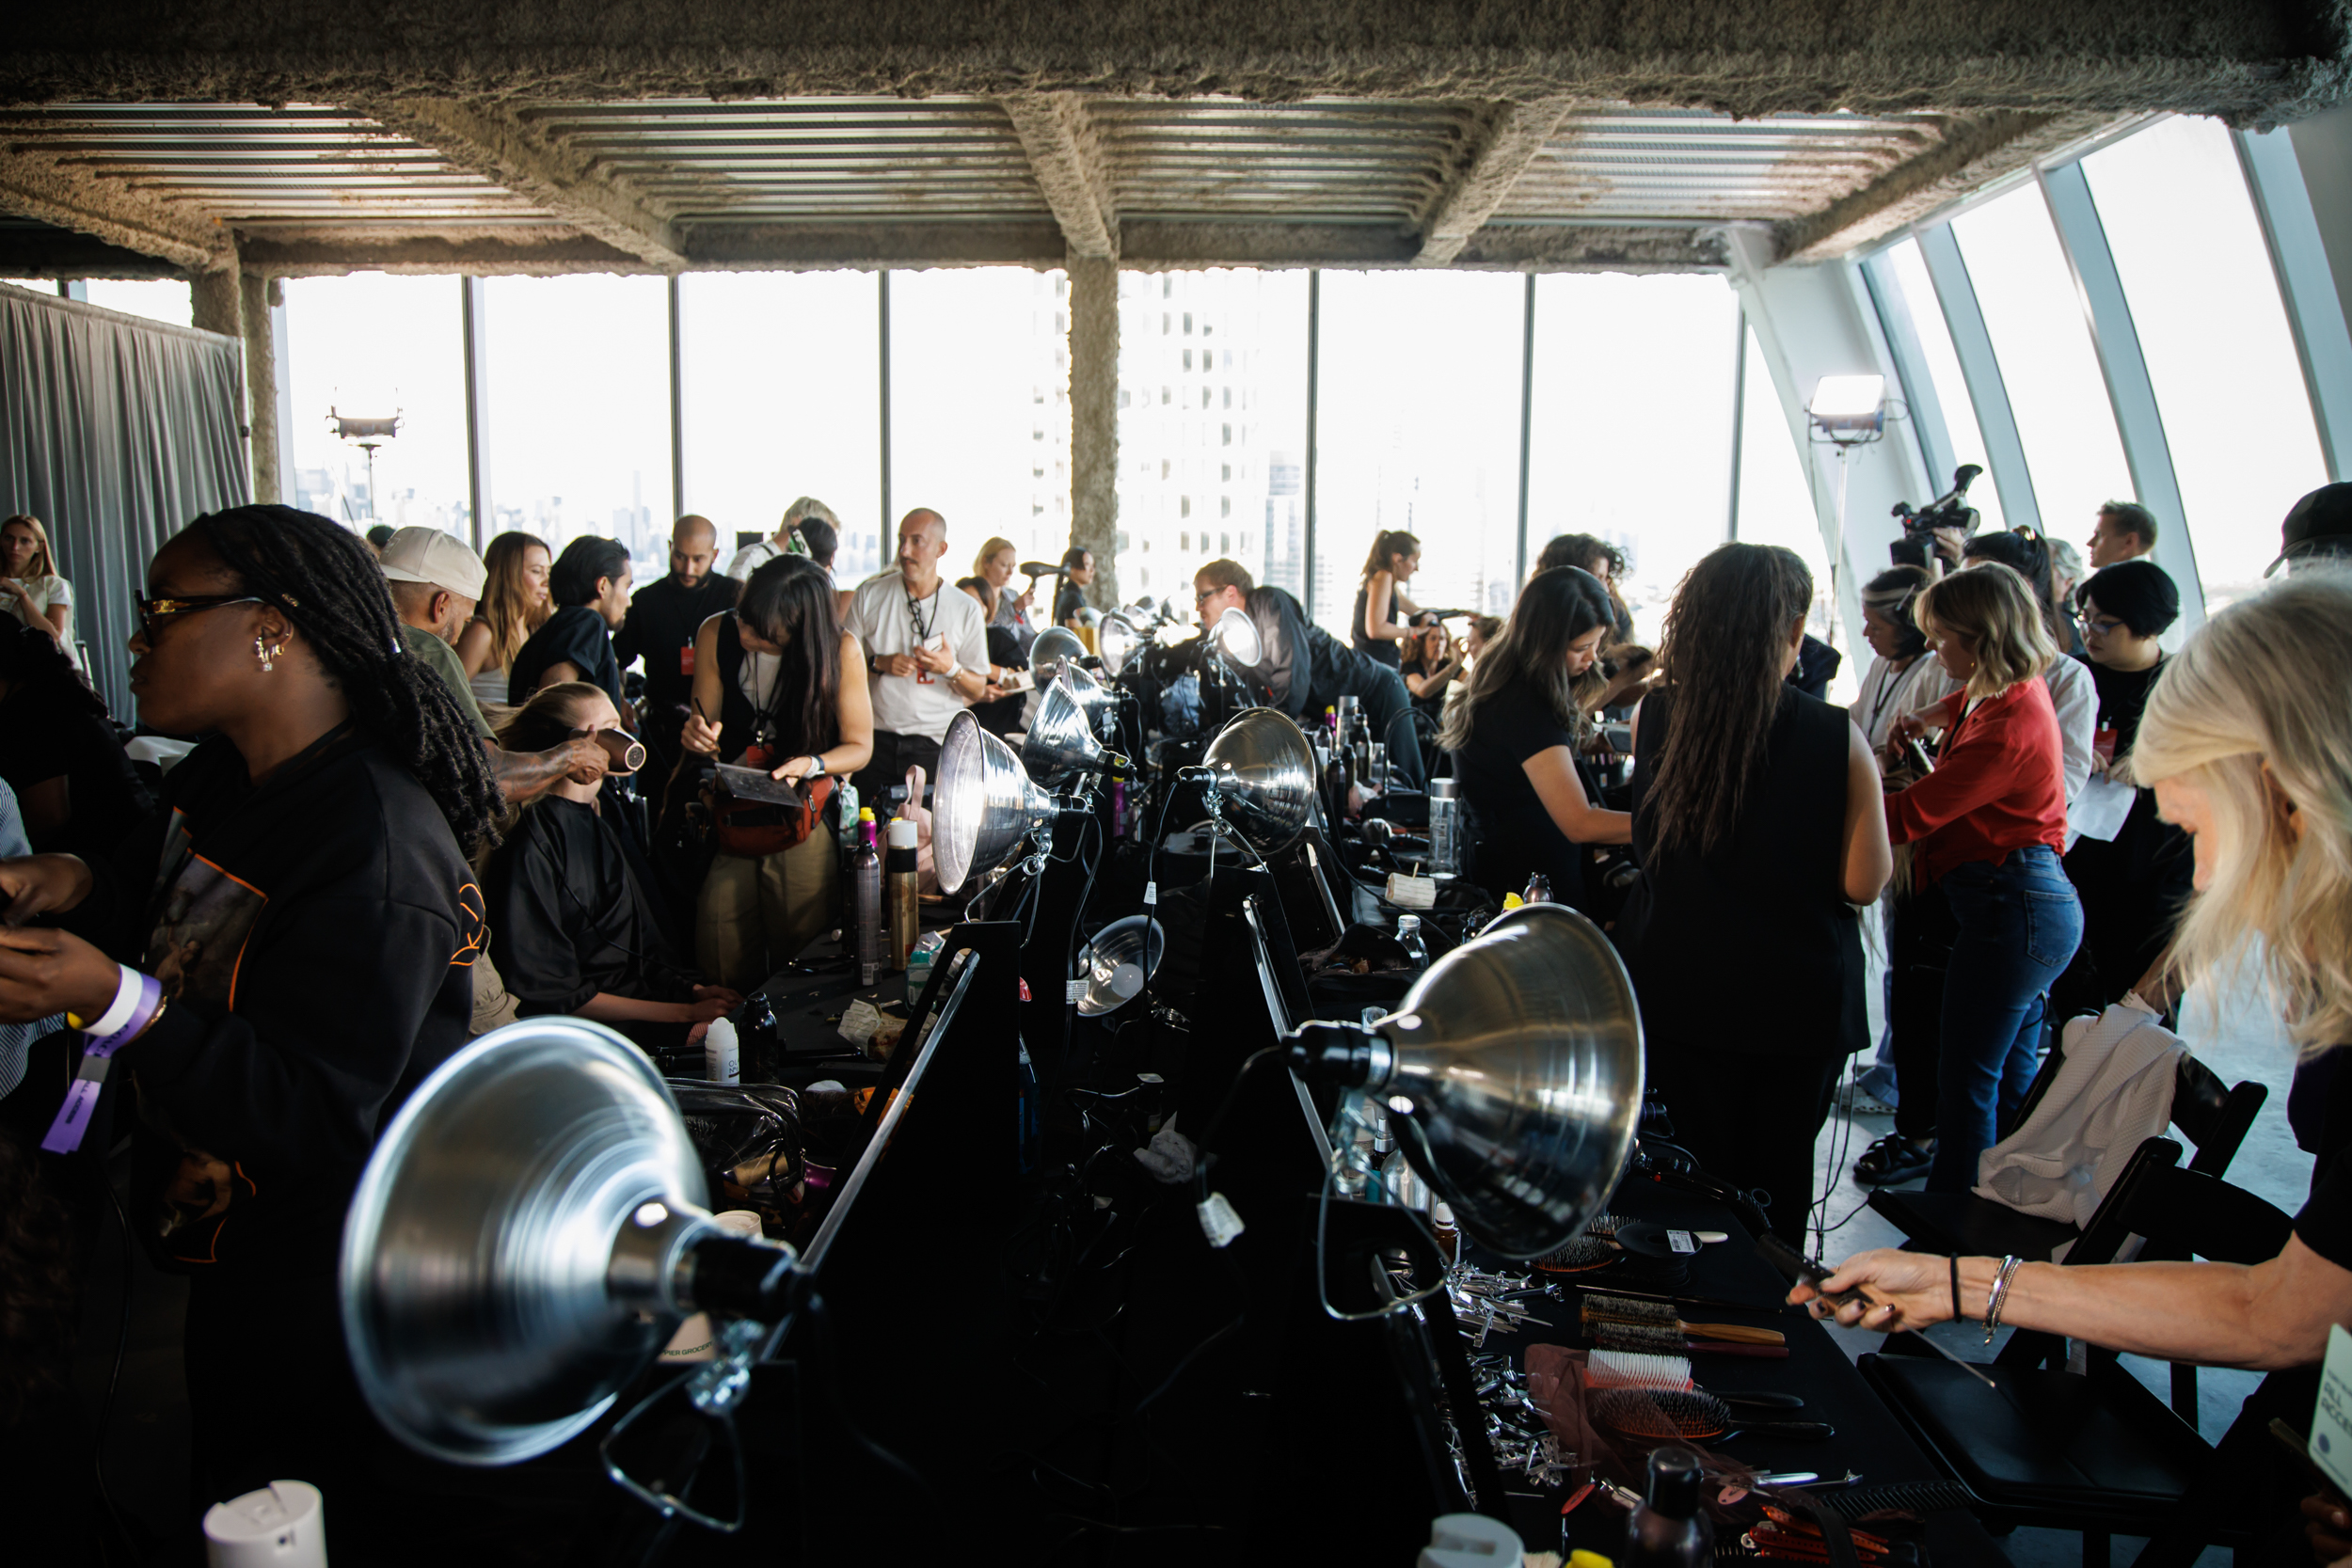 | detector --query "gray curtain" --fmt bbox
[0,284,249,718]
